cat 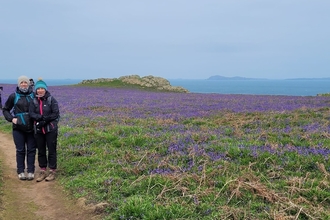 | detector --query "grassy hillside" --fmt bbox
[75,80,169,93]
[76,76,189,93]
[0,84,329,219]
[76,79,137,88]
